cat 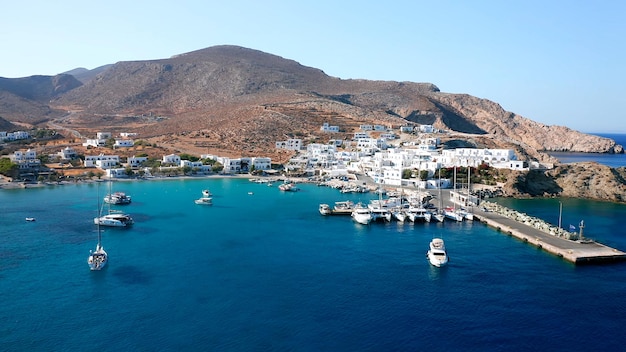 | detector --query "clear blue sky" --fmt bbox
[3,0,625,133]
